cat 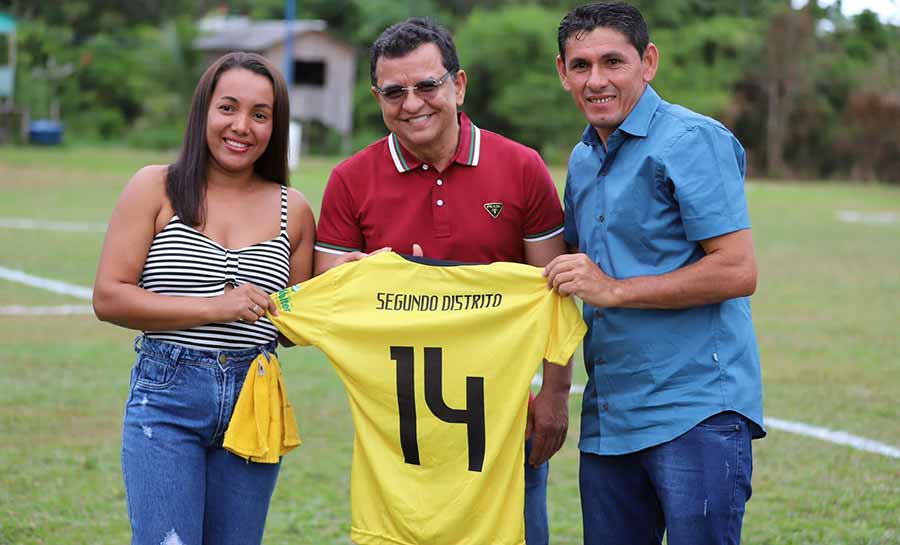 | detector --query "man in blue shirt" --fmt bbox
[545,3,766,545]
